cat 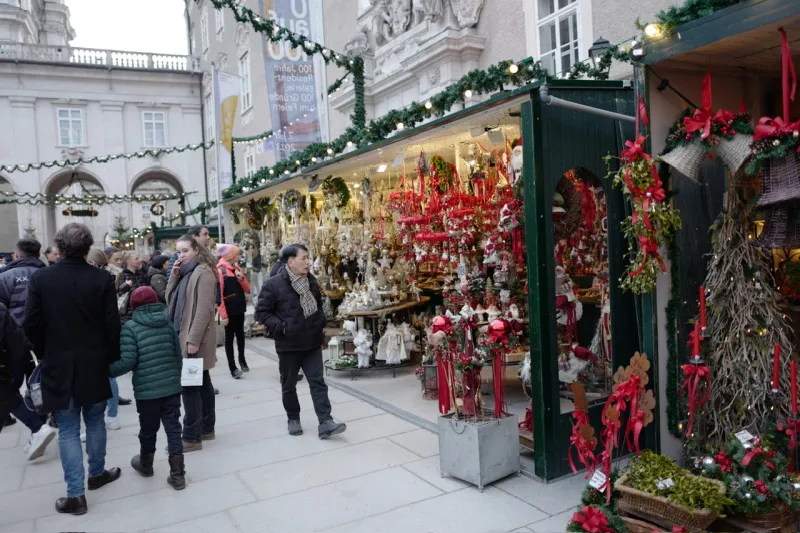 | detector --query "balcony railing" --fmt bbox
[0,43,200,72]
